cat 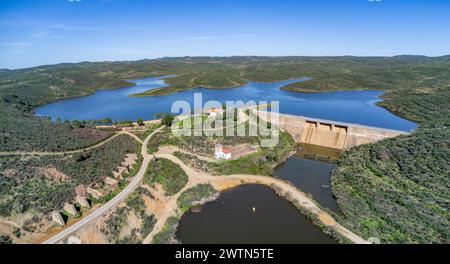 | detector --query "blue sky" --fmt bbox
[1,0,449,69]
